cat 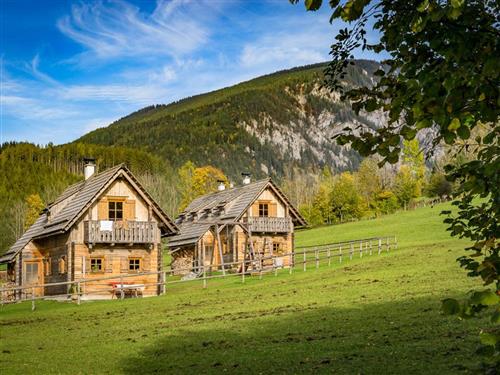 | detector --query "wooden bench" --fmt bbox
[110,282,145,299]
